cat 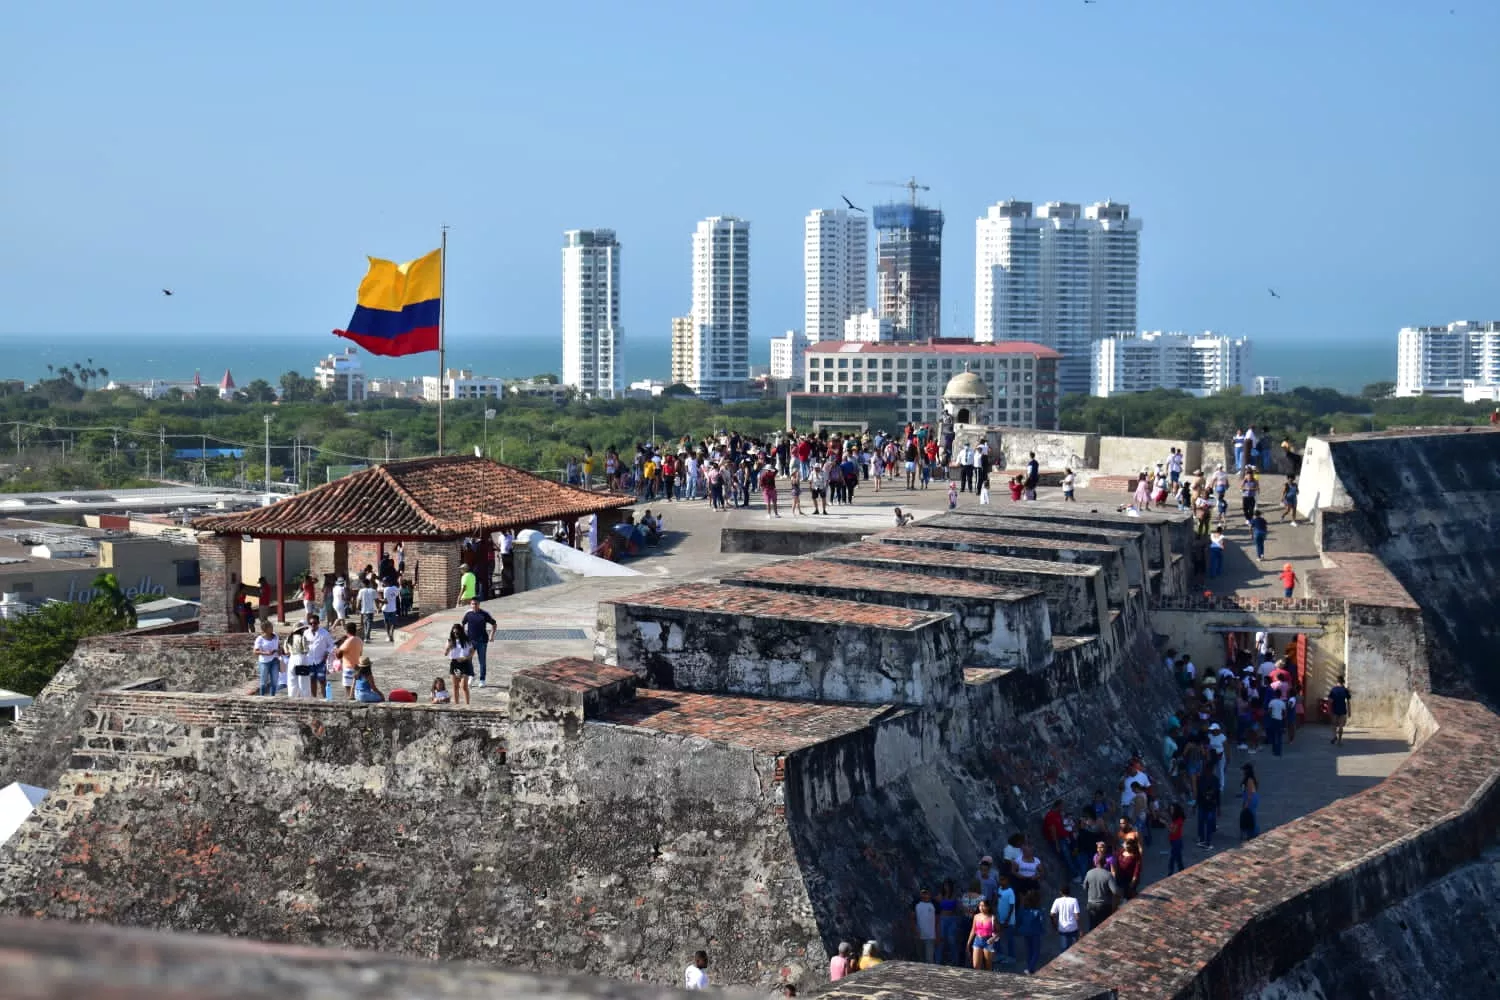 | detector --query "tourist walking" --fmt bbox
[1014,891,1045,974]
[331,577,348,624]
[1049,882,1081,952]
[445,623,474,705]
[335,620,363,700]
[1239,763,1260,840]
[913,887,937,963]
[357,577,379,640]
[967,899,996,970]
[1082,856,1116,931]
[461,598,497,688]
[1196,766,1221,849]
[1280,562,1298,598]
[684,951,709,990]
[1328,676,1352,745]
[253,620,280,696]
[1250,512,1269,560]
[382,577,401,641]
[1208,528,1226,578]
[1167,803,1187,874]
[936,880,962,965]
[828,942,854,982]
